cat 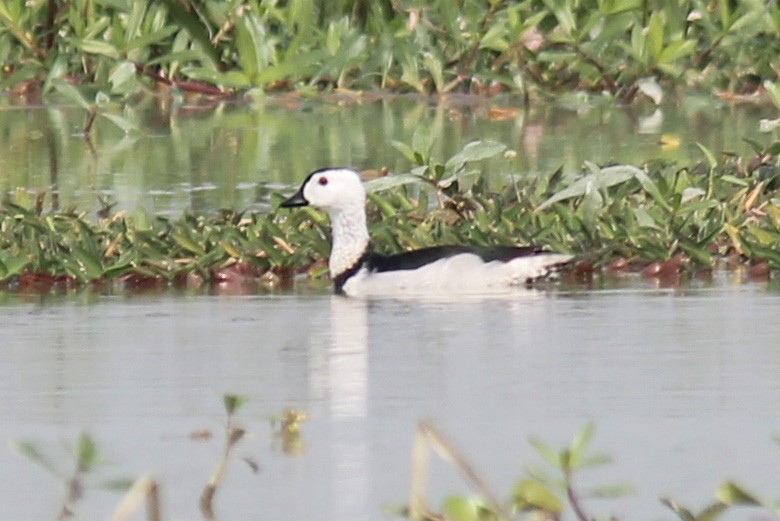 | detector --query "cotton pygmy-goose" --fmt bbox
[280,167,573,297]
